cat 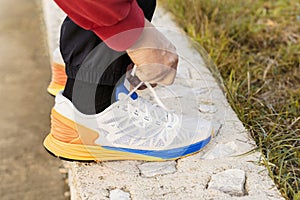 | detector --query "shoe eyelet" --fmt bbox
[144,116,150,122]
